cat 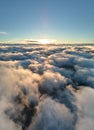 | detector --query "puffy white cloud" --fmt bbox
[28,98,75,130]
[73,66,94,88]
[39,71,67,95]
[75,87,94,130]
[0,44,94,130]
[74,57,94,68]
